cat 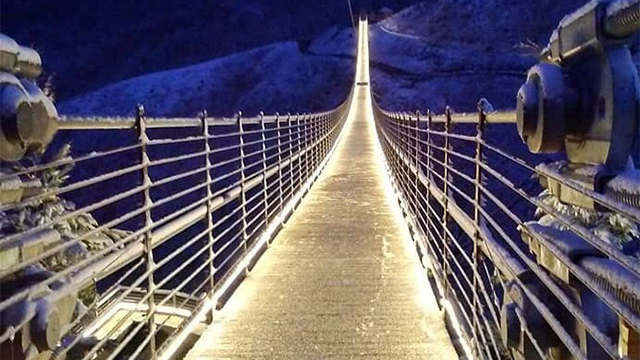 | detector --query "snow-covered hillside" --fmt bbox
[34,0,640,116]
[59,42,353,117]
[2,0,423,101]
[369,0,594,112]
[305,0,598,112]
